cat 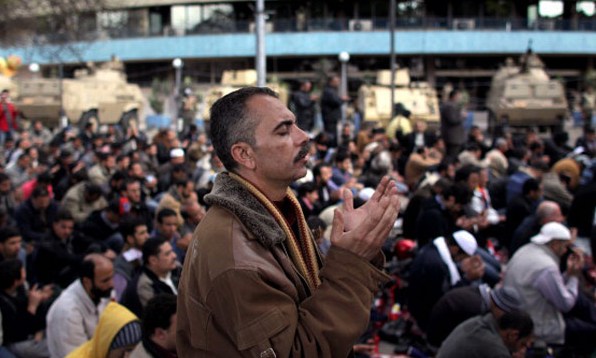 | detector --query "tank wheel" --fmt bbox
[120,110,139,132]
[79,110,100,133]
